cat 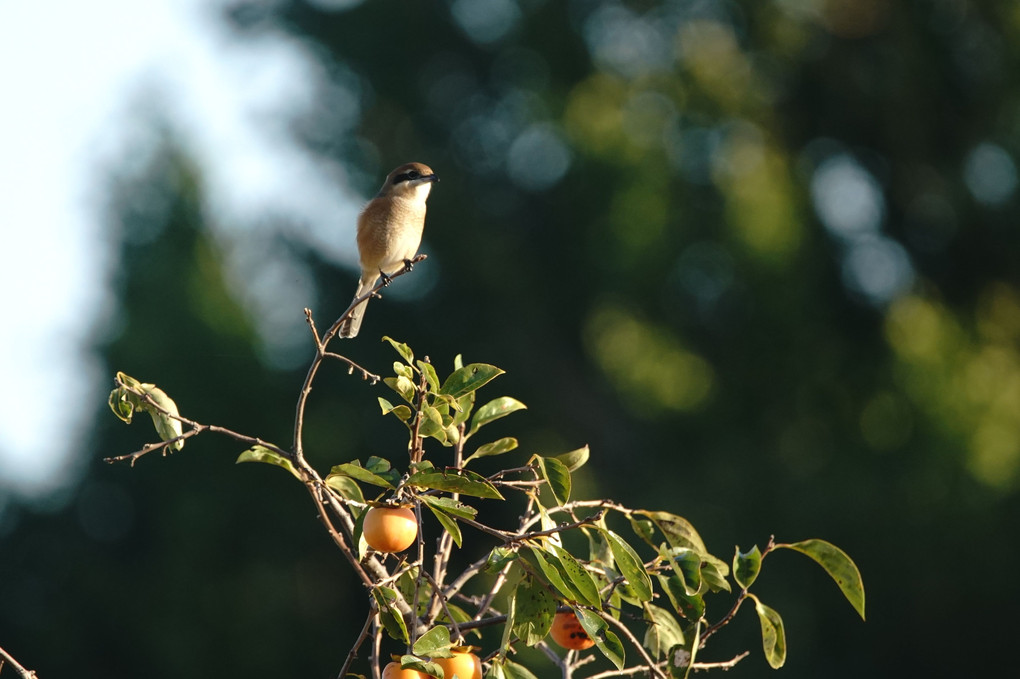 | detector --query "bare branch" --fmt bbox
[0,645,37,679]
[692,651,750,672]
[420,569,465,644]
[600,613,667,679]
[336,607,379,679]
[293,254,425,461]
